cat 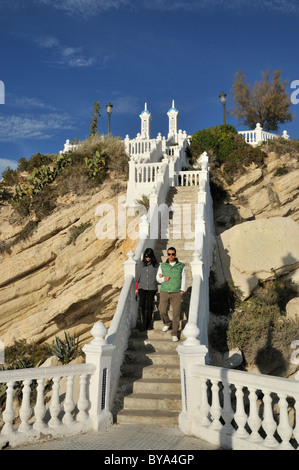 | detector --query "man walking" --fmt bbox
[156,247,186,342]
